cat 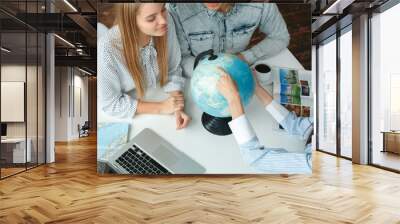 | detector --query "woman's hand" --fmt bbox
[168,91,191,129]
[175,110,191,129]
[159,93,184,114]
